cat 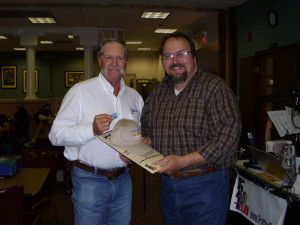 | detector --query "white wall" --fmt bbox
[126,46,219,82]
[126,51,165,81]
